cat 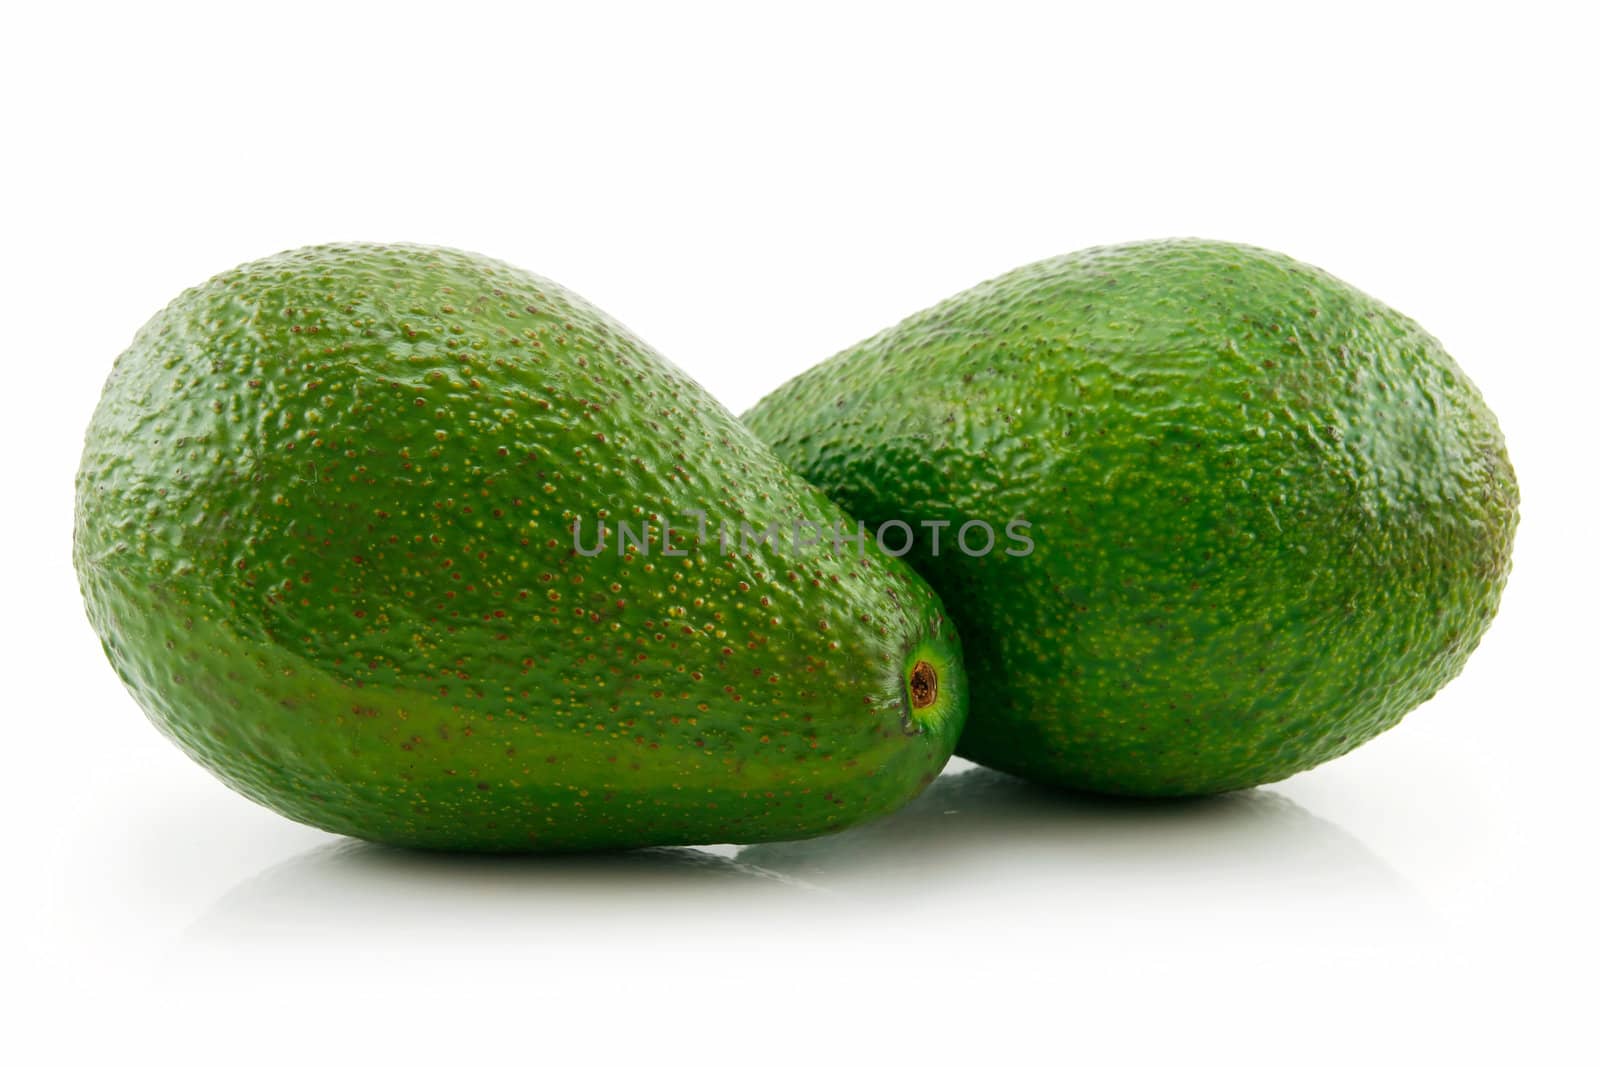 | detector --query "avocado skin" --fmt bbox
[745,239,1517,796]
[75,243,965,850]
